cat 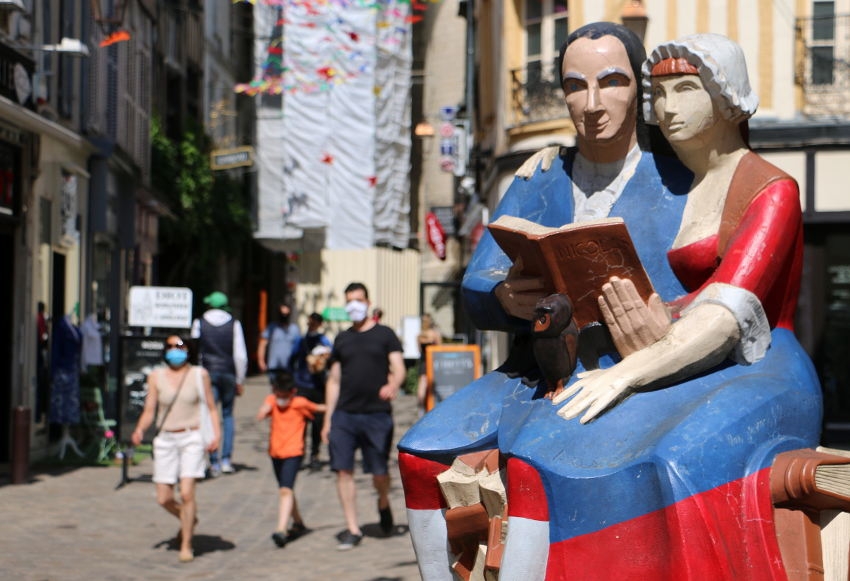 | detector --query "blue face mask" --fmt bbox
[164,348,188,367]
